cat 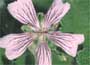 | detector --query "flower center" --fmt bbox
[33,25,48,41]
